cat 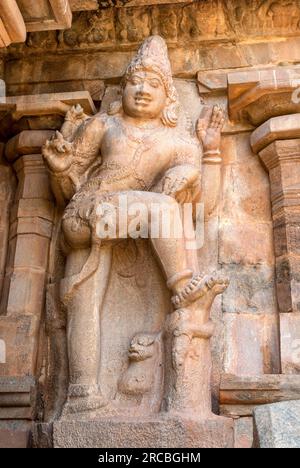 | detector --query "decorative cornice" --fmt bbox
[0,91,96,141]
[228,68,300,125]
[5,131,55,162]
